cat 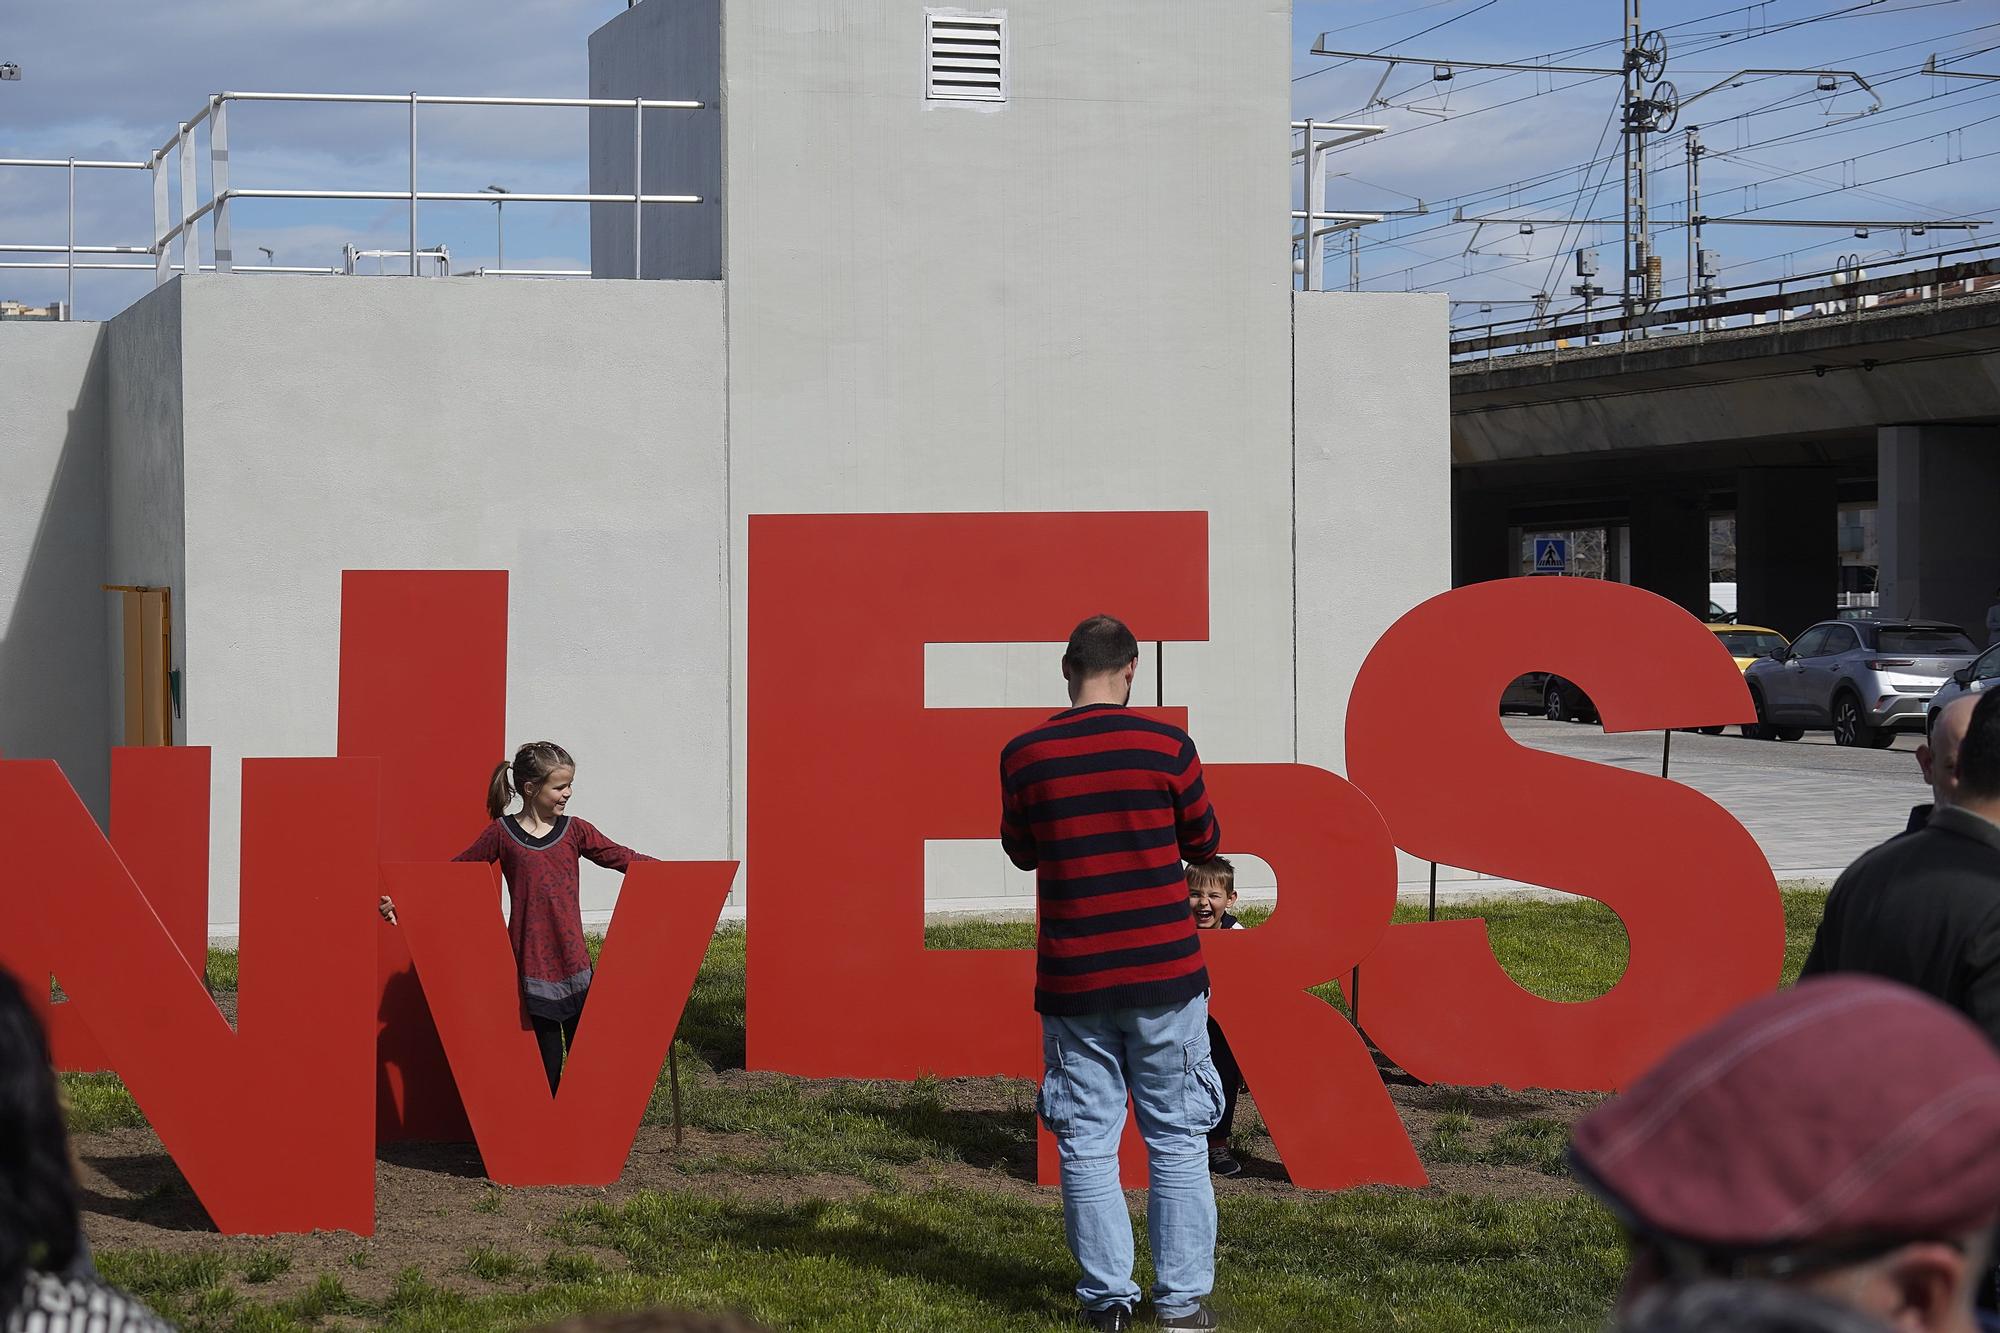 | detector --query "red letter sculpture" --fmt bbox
[0,746,210,1073]
[747,512,1211,1079]
[751,513,1424,1189]
[1345,577,1784,1090]
[0,757,378,1234]
[389,858,736,1185]
[1194,765,1424,1188]
[339,569,509,1142]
